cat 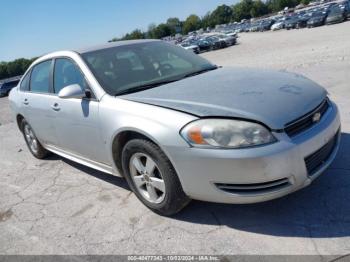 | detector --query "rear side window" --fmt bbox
[20,73,30,91]
[53,58,87,94]
[30,60,52,93]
